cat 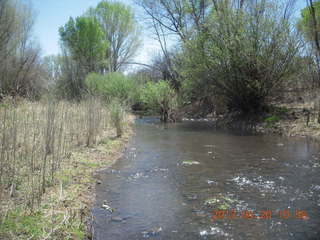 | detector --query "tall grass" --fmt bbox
[0,97,126,215]
[109,99,126,137]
